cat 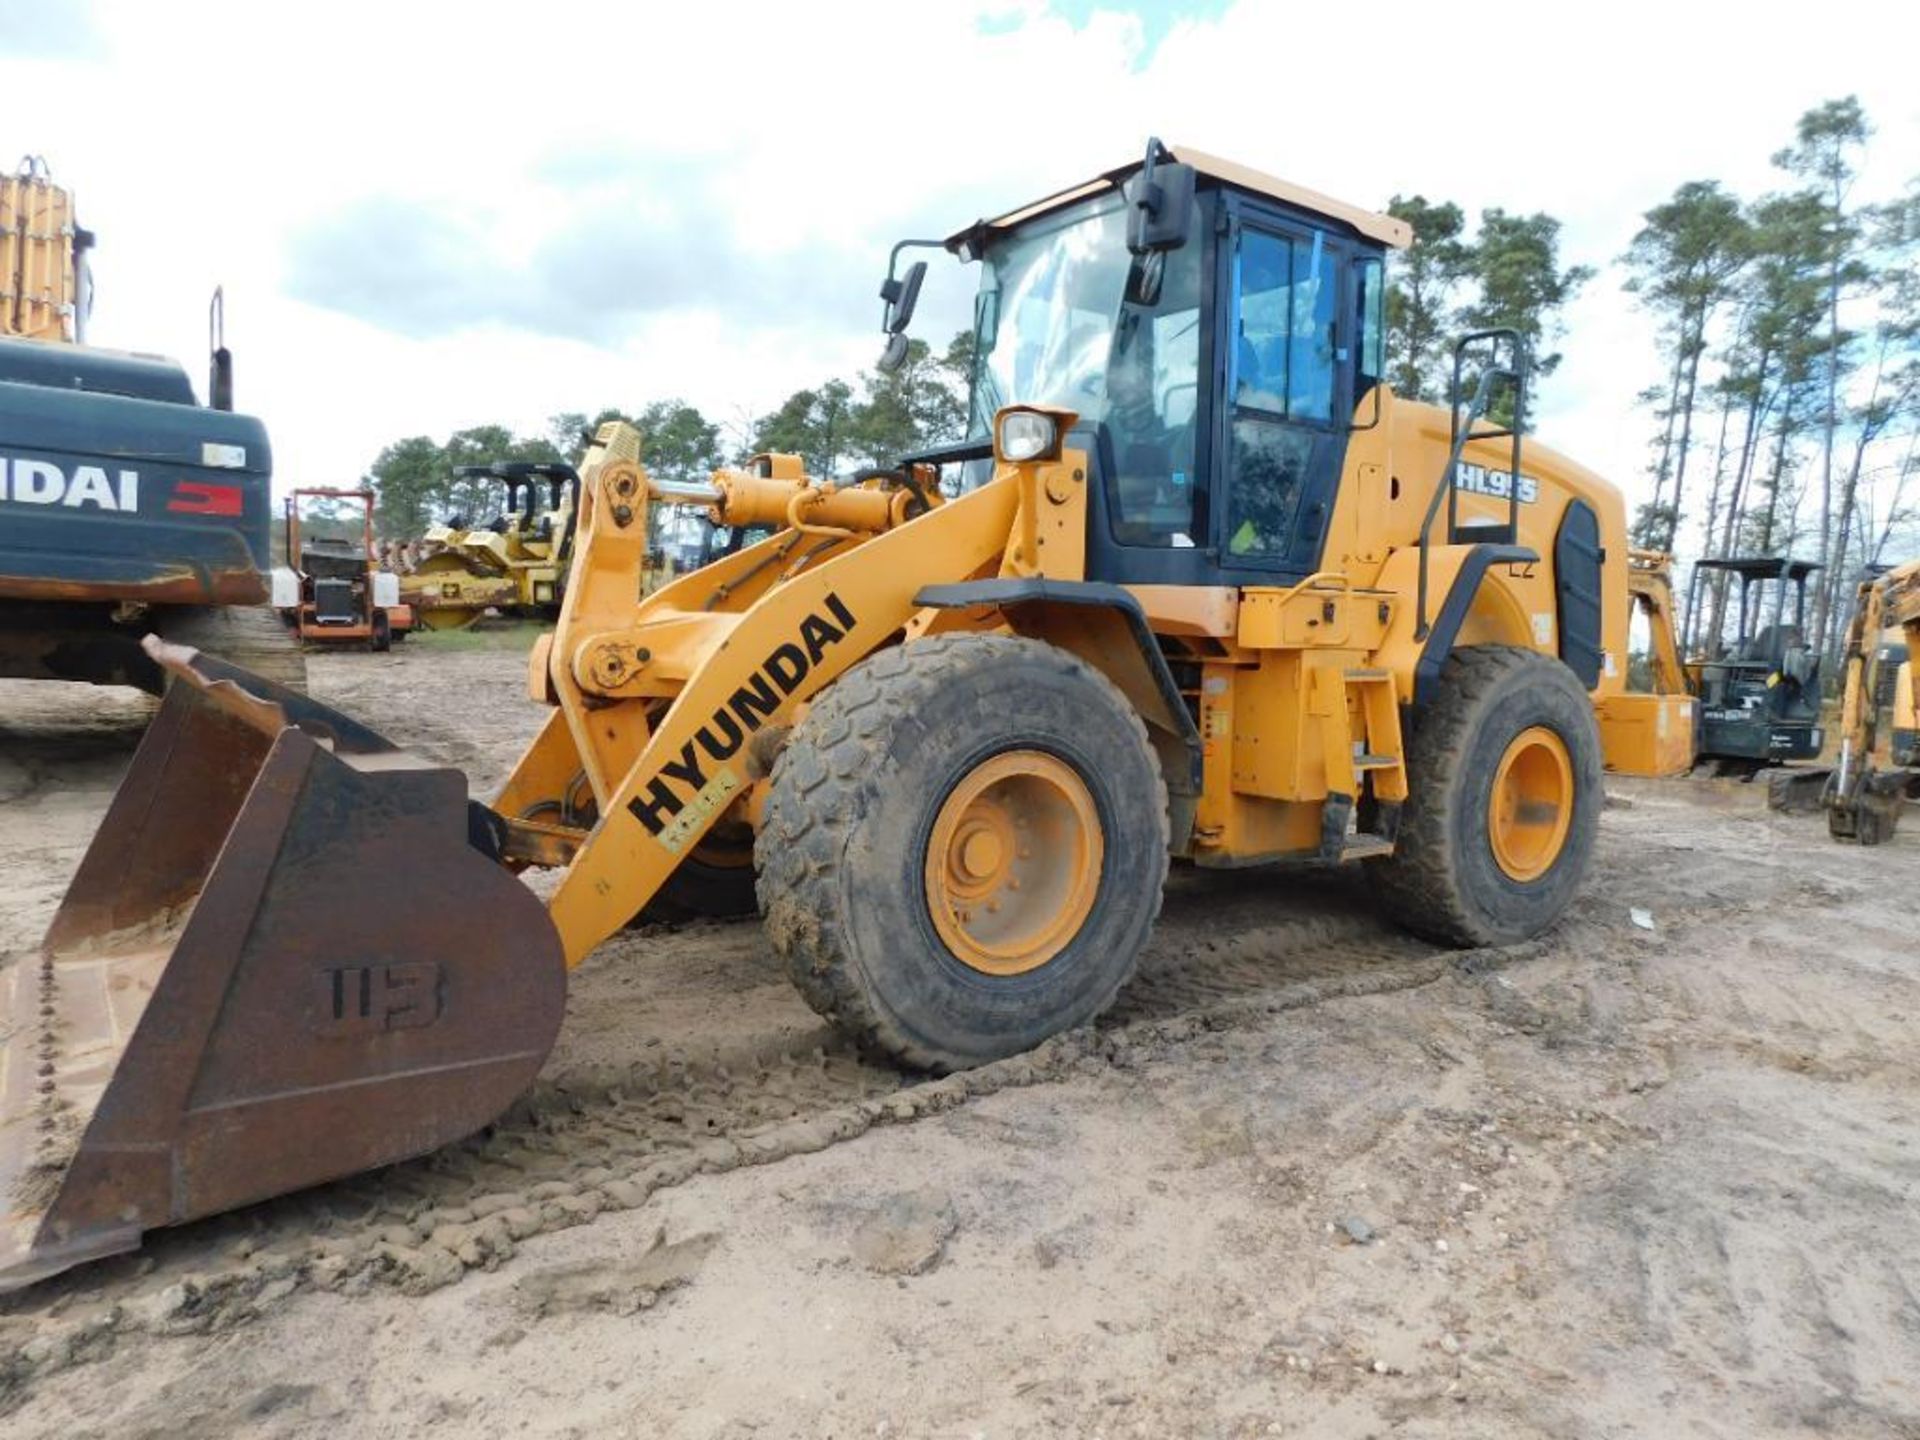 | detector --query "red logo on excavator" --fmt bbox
[168,481,244,516]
